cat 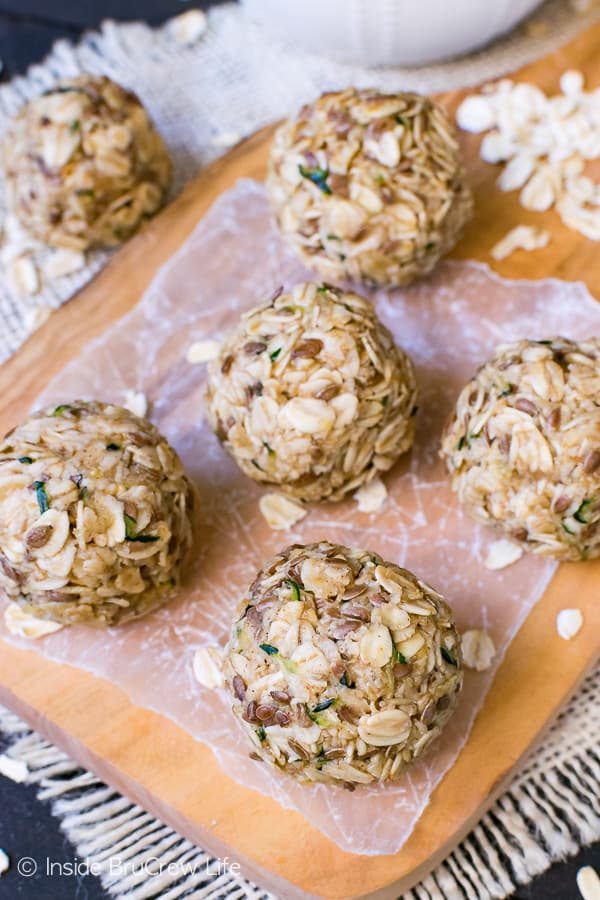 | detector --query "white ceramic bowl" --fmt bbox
[242,0,544,67]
